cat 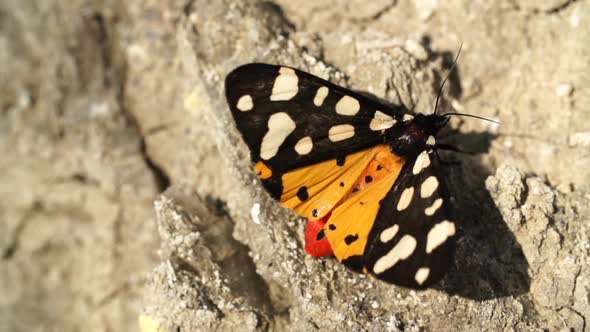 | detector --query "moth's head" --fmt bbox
[389,112,499,157]
[388,113,447,156]
[414,113,450,136]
